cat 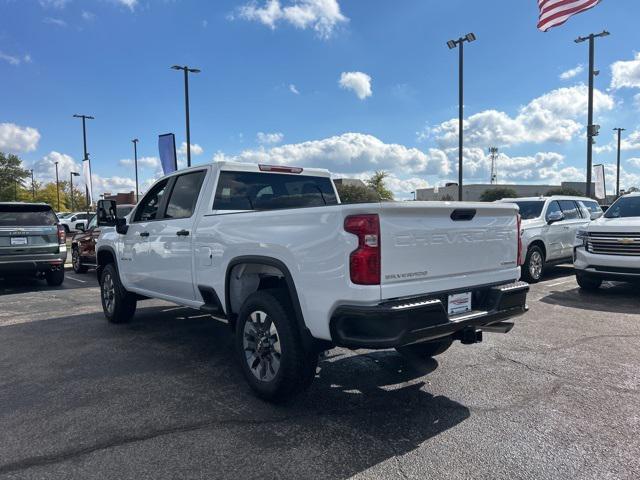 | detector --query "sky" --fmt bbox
[1,0,640,200]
